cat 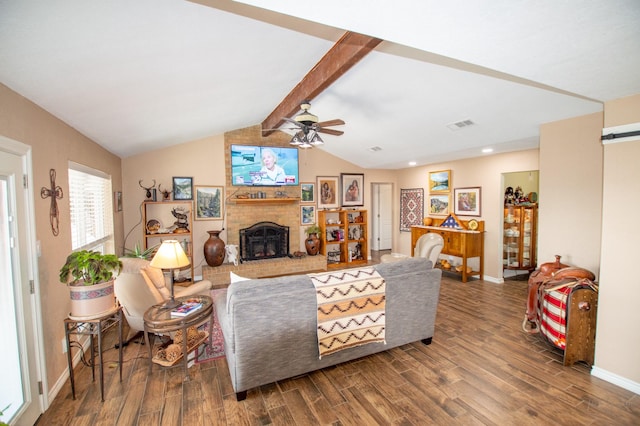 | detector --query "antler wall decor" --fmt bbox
[41,168,63,236]
[139,179,156,200]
